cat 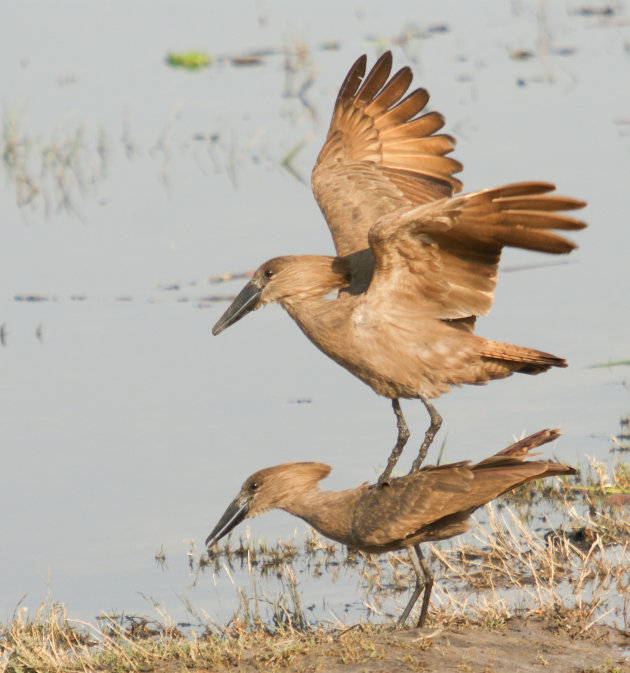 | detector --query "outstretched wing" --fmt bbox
[312,51,462,258]
[366,182,586,321]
